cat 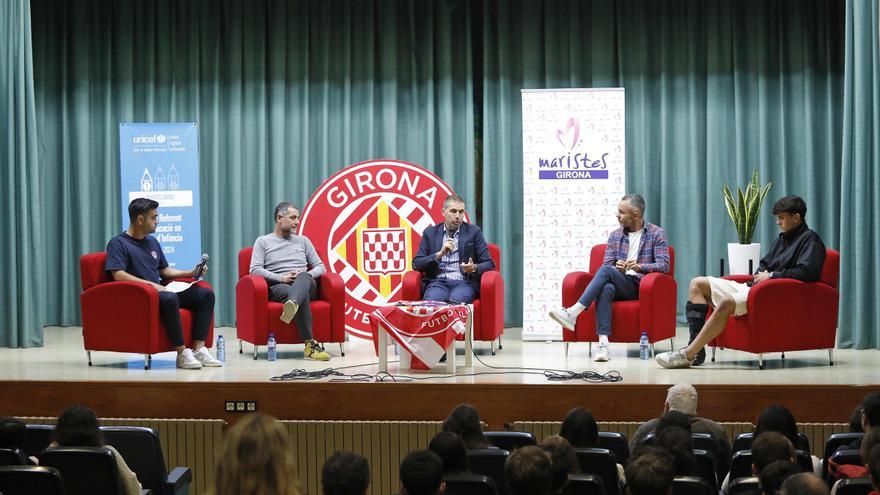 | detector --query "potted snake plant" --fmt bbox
[722,170,772,274]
